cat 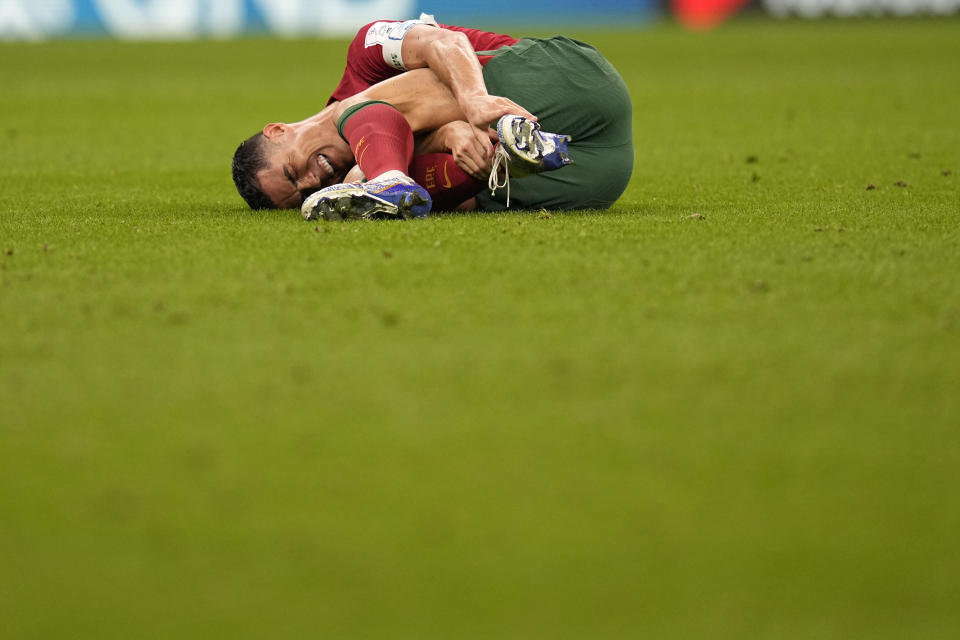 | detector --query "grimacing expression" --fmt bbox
[256,123,353,209]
